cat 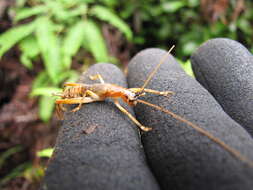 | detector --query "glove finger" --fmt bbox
[191,38,253,135]
[127,48,253,190]
[41,63,160,190]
